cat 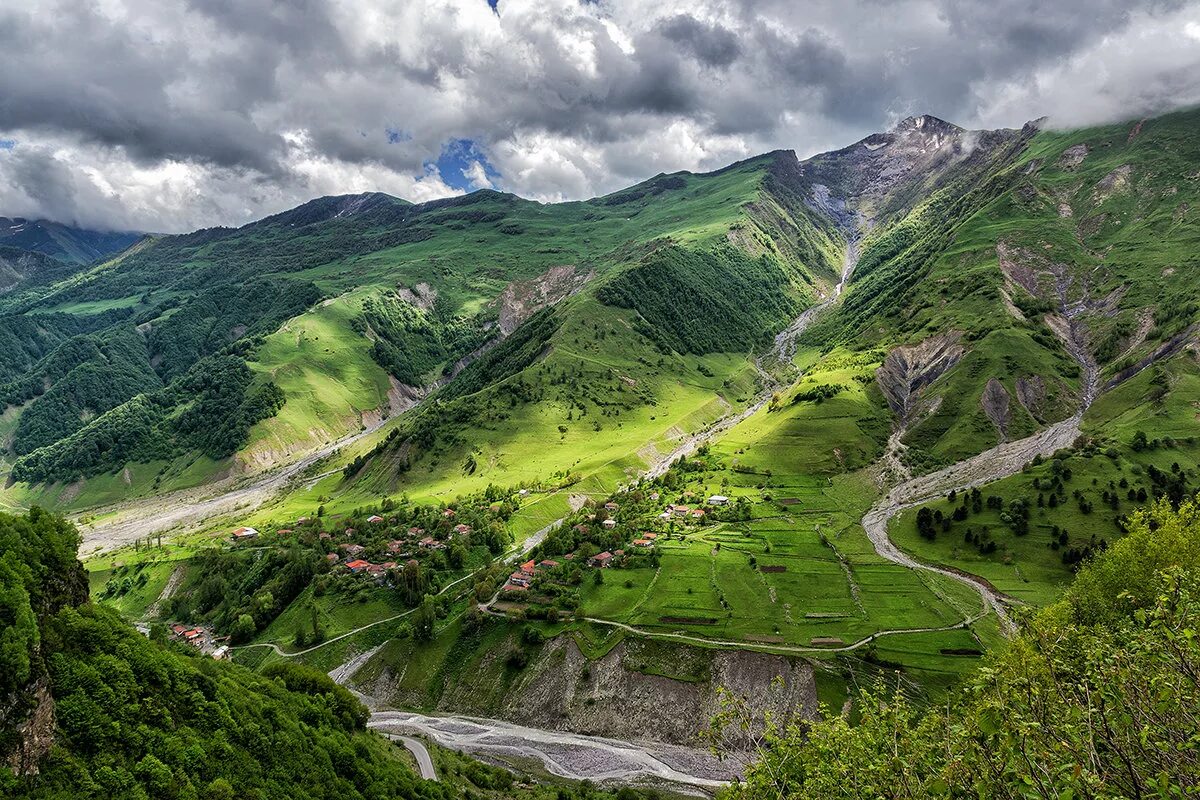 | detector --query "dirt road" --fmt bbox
[861,413,1083,629]
[380,733,437,781]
